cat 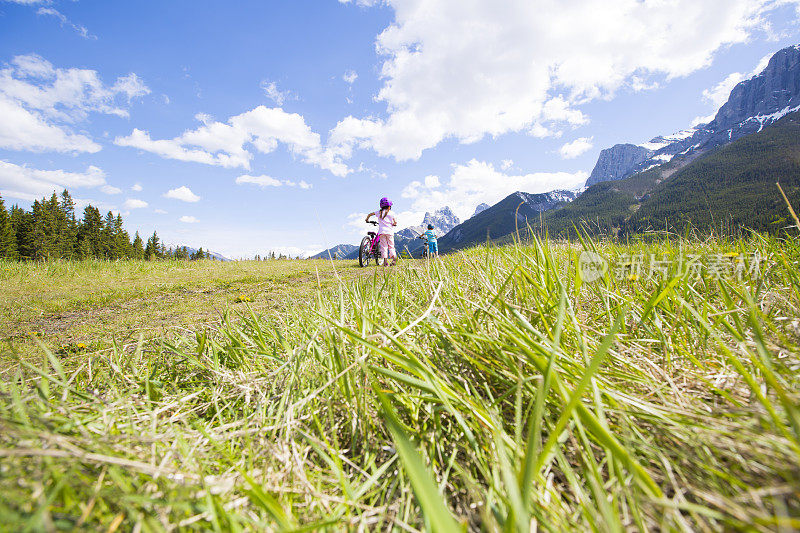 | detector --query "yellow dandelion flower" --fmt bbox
[724,252,739,257]
[627,274,639,281]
